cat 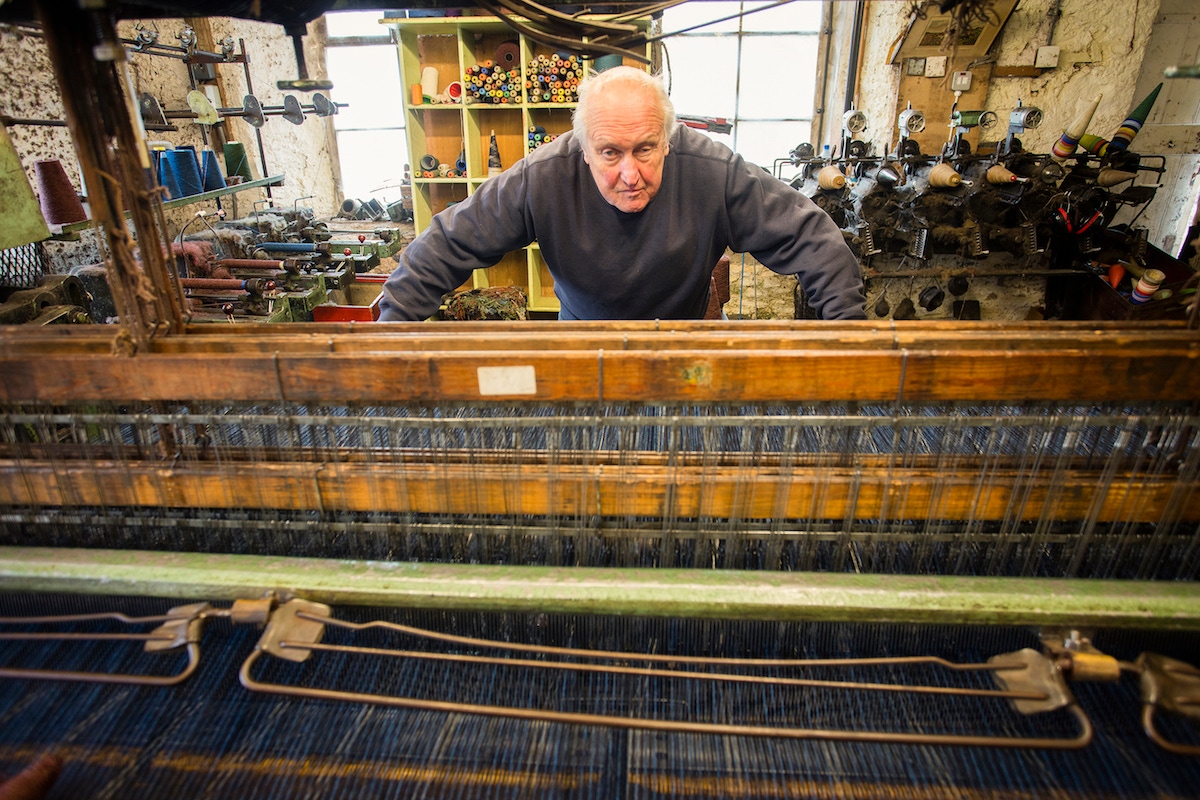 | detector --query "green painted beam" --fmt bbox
[1,546,1198,629]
